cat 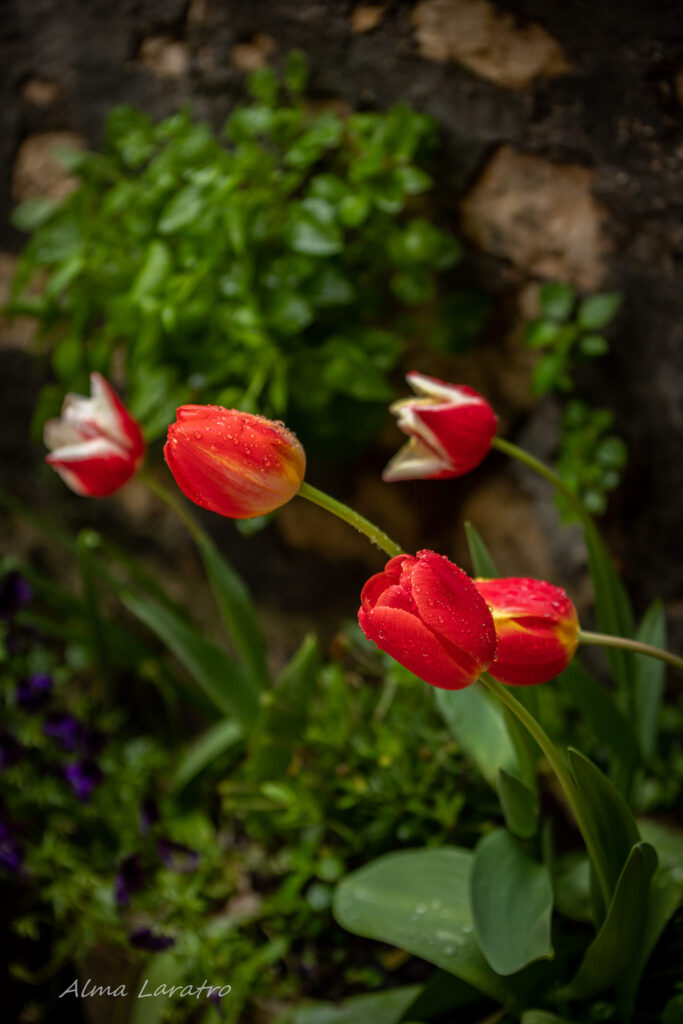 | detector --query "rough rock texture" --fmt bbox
[11,130,85,201]
[1,0,682,625]
[412,0,570,88]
